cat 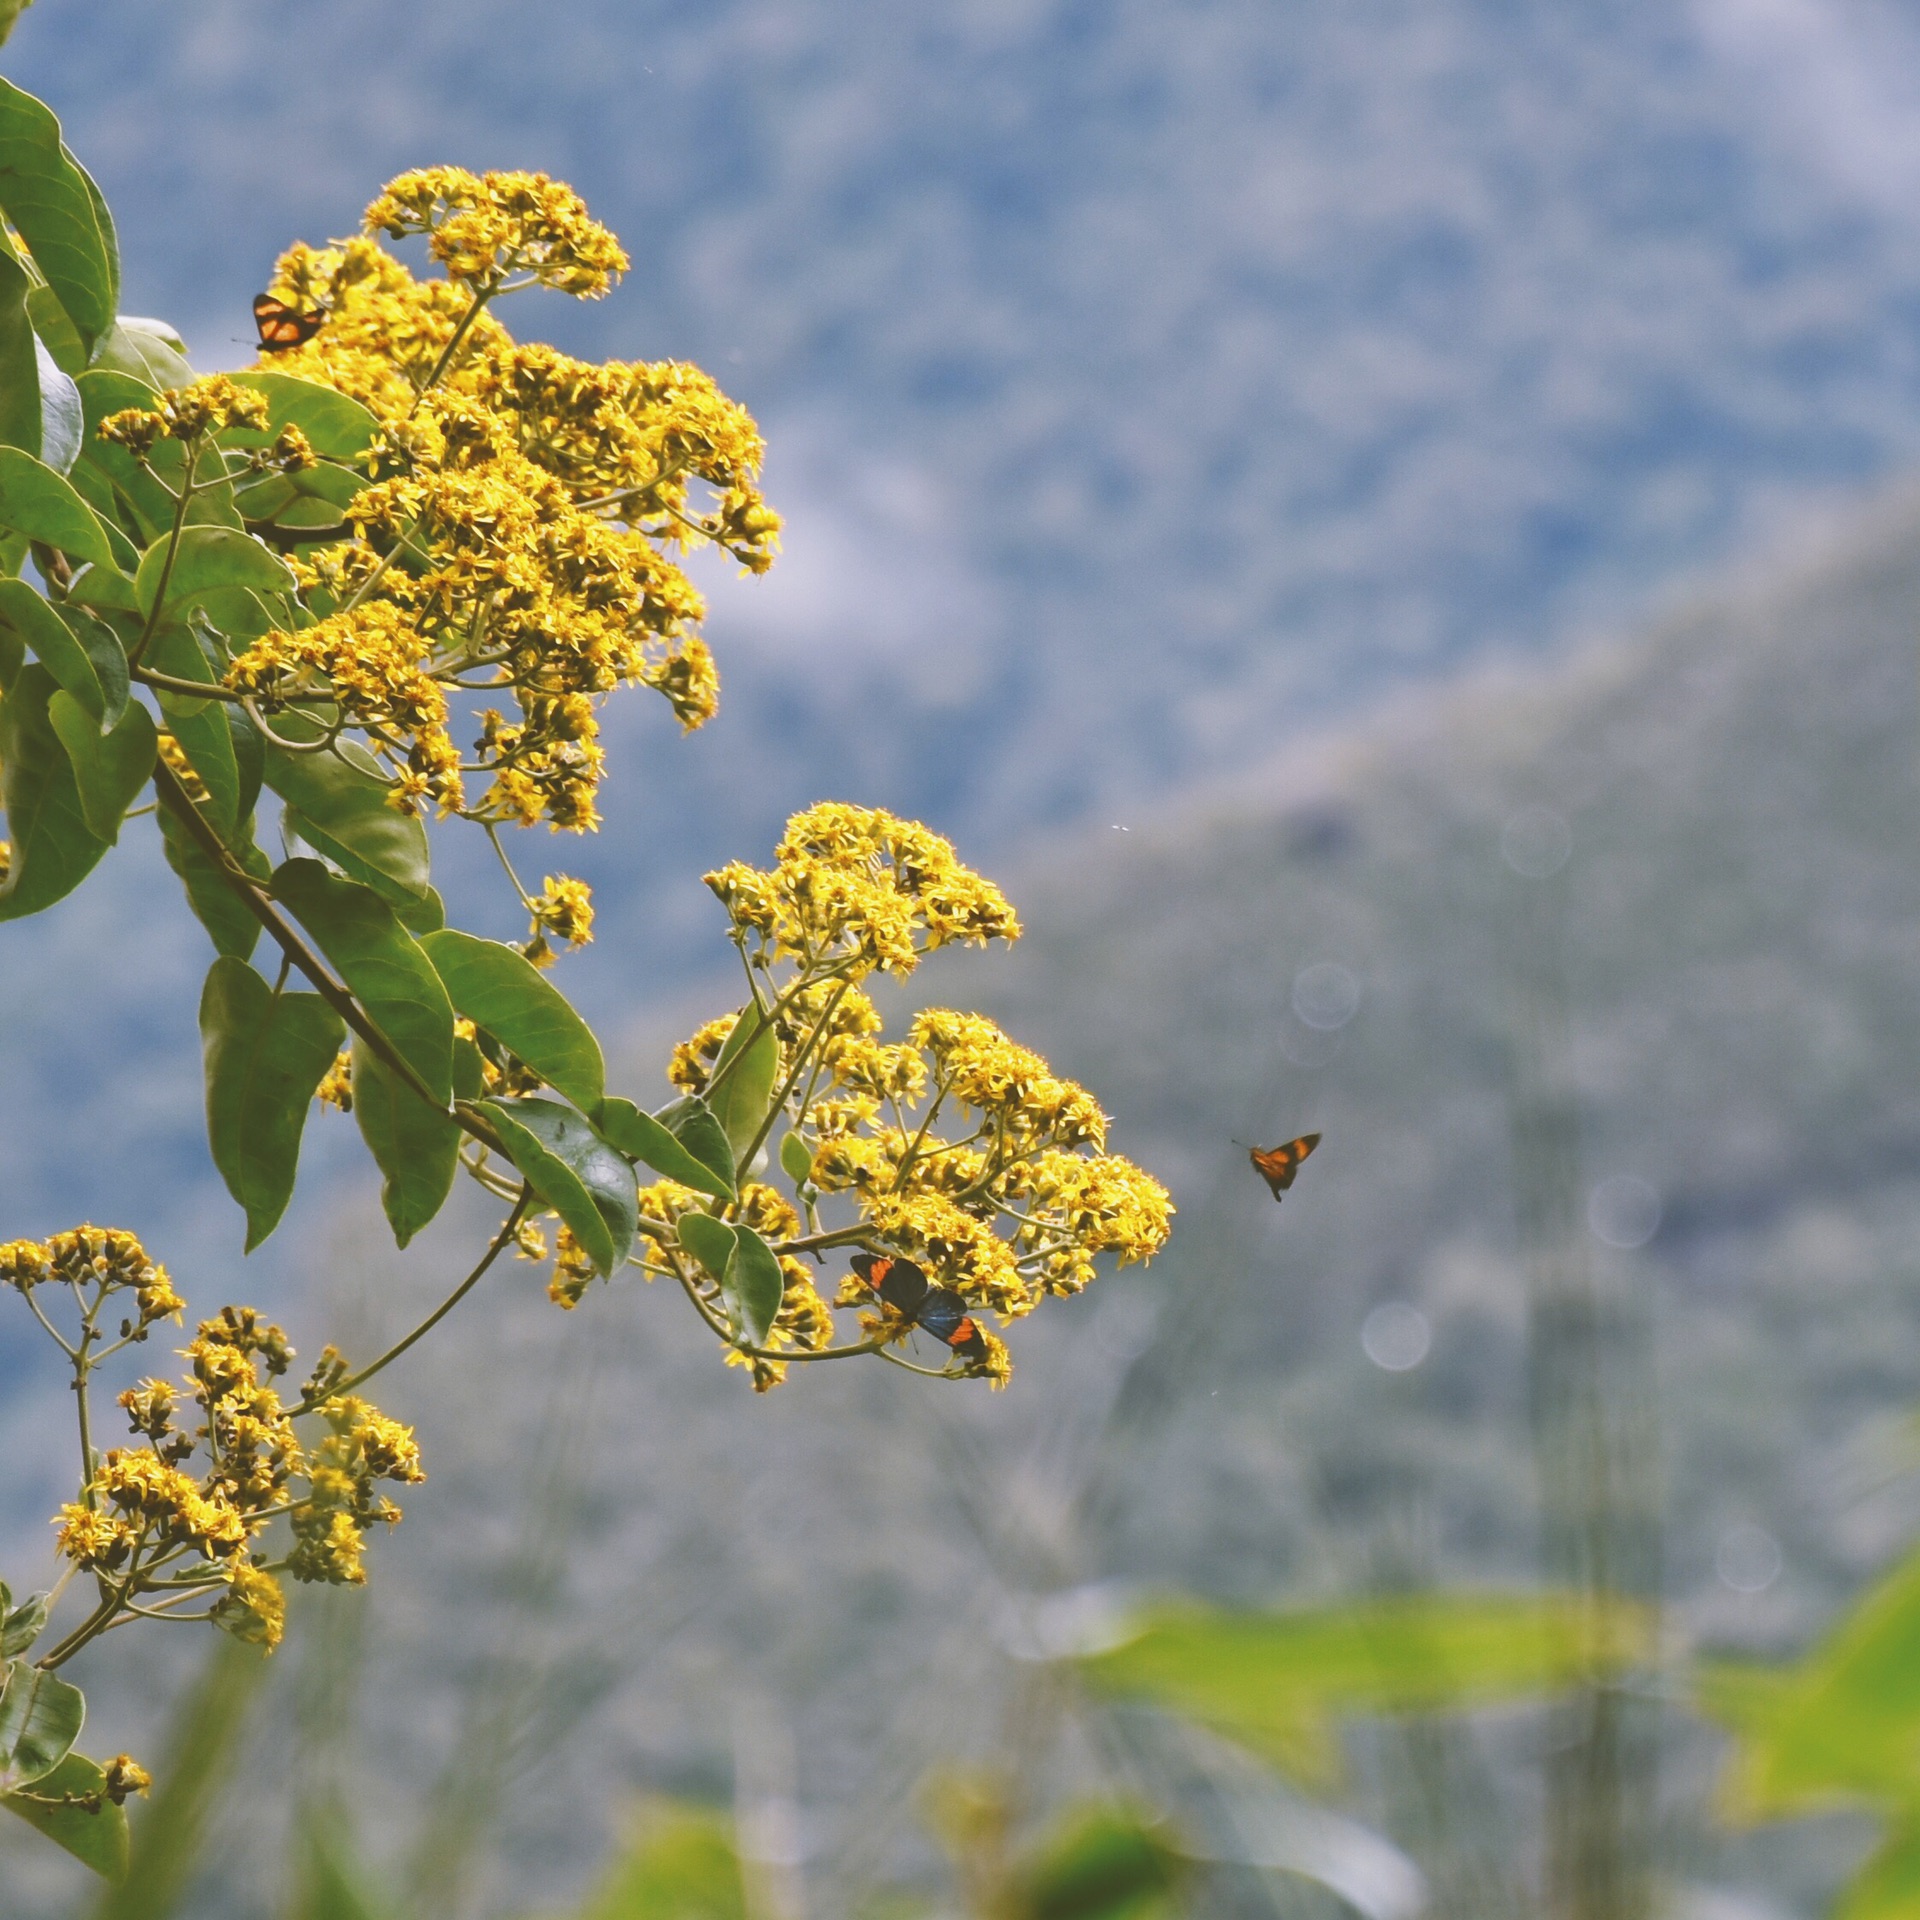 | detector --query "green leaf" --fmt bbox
[90,316,191,389]
[0,661,110,918]
[270,859,453,1106]
[287,1807,398,1920]
[261,738,430,903]
[779,1132,815,1187]
[1079,1594,1653,1790]
[48,690,153,841]
[26,282,83,376]
[0,576,101,716]
[482,1096,637,1277]
[594,1096,734,1201]
[0,1591,48,1659]
[723,1222,785,1348]
[0,1659,83,1791]
[135,524,293,625]
[0,246,36,456]
[576,1802,748,1920]
[707,1005,781,1167]
[142,619,222,708]
[0,1751,128,1883]
[35,336,79,473]
[158,803,267,961]
[649,1094,739,1197]
[1017,1806,1184,1920]
[199,955,347,1250]
[452,1031,486,1101]
[1838,1819,1920,1920]
[67,606,129,726]
[677,1210,738,1282]
[1698,1543,1920,1820]
[227,701,263,824]
[0,80,116,357]
[193,587,286,653]
[226,372,379,463]
[0,446,115,568]
[73,368,173,545]
[65,561,140,617]
[421,930,605,1112]
[391,883,444,935]
[157,685,241,835]
[351,1036,459,1247]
